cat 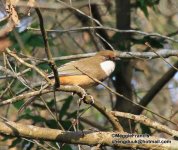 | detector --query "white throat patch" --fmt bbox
[100,60,115,76]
